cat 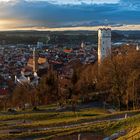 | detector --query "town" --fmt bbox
[0,29,139,140]
[0,0,140,139]
[0,30,139,96]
